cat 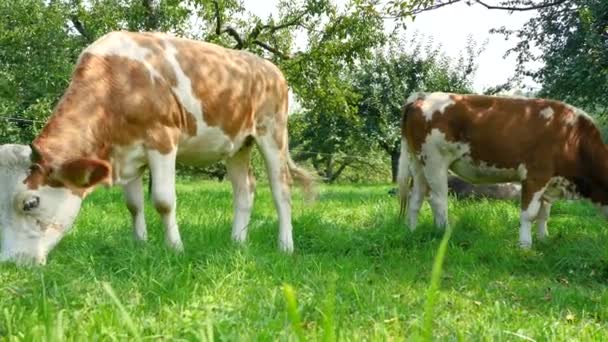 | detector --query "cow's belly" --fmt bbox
[450,157,527,184]
[177,127,242,166]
